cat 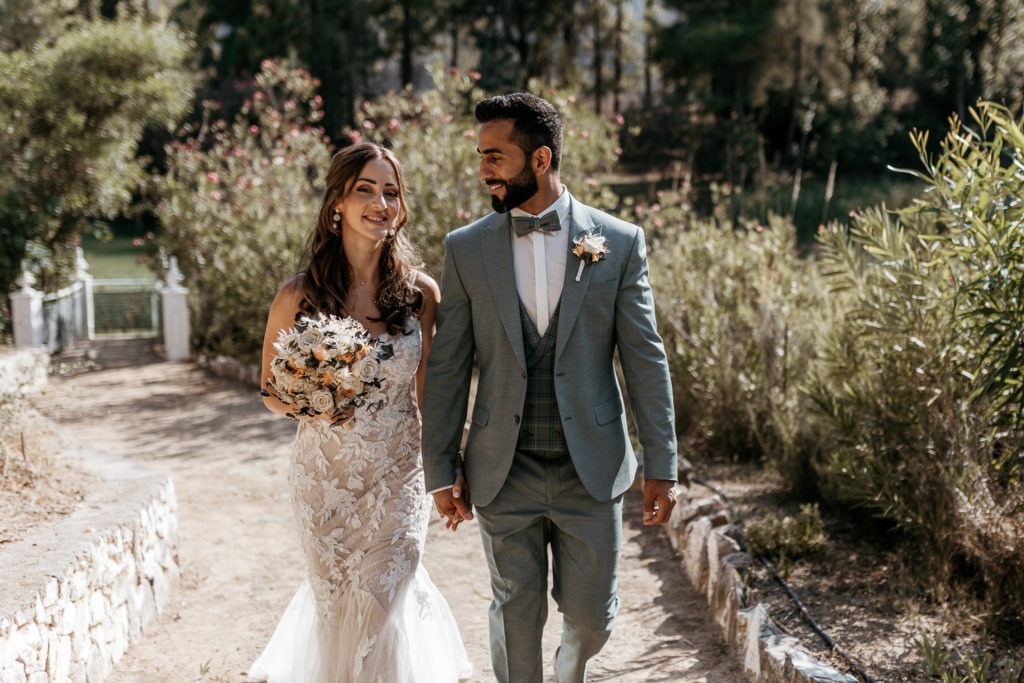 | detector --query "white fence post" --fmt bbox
[160,256,189,361]
[73,246,95,340]
[10,262,44,348]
